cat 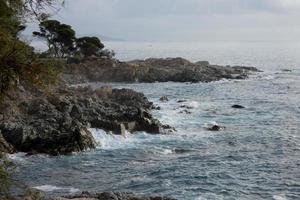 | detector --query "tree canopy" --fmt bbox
[76,36,104,57]
[33,19,76,57]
